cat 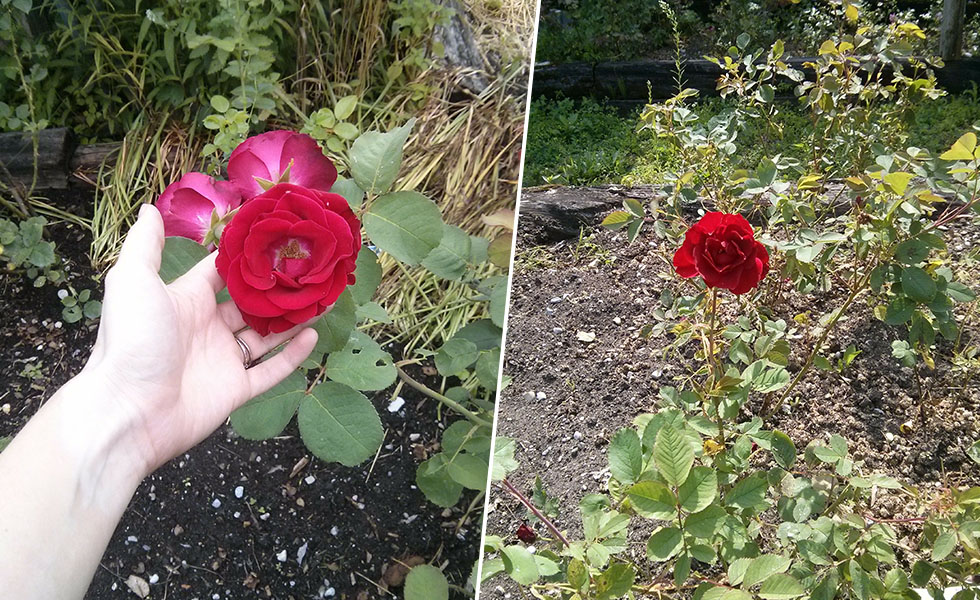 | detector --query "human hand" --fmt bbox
[84,204,318,474]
